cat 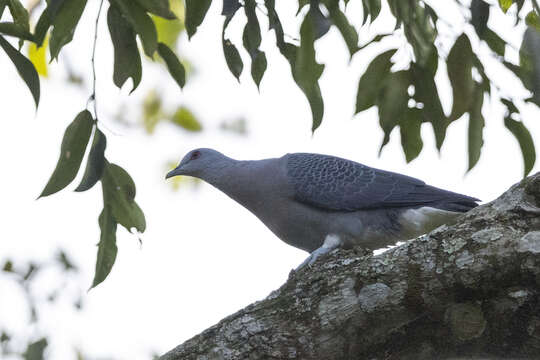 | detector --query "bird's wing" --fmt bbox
[286,153,478,212]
